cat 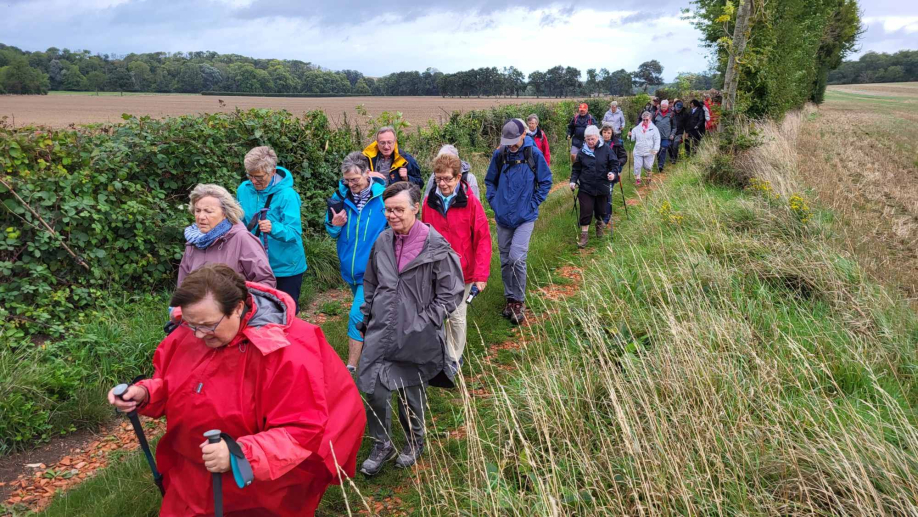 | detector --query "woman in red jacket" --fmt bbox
[108,264,365,516]
[526,114,552,166]
[421,152,492,371]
